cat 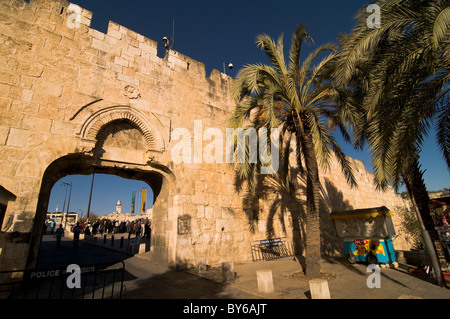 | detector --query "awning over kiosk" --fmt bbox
[329,206,393,221]
[330,206,396,238]
[429,196,450,209]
